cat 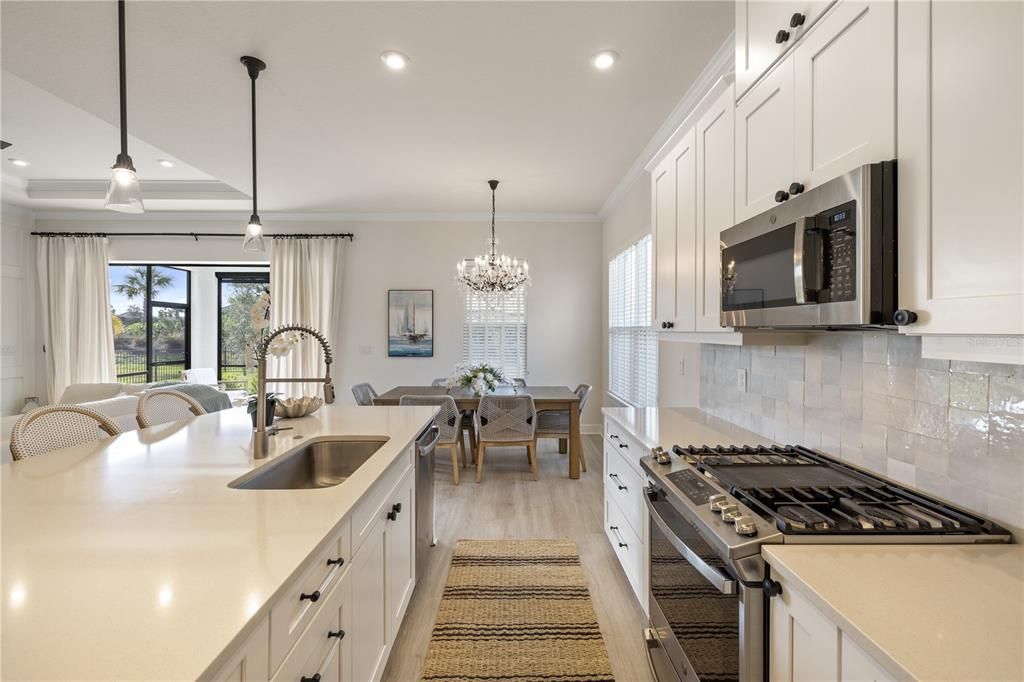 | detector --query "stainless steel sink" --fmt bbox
[229,438,388,490]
